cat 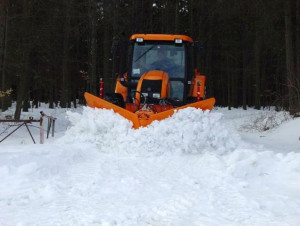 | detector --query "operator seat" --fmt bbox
[135,70,170,104]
